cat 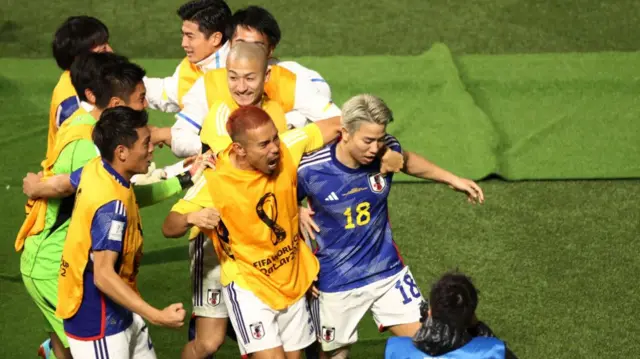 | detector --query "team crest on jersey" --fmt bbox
[250,322,265,340]
[368,173,387,193]
[321,326,335,342]
[207,289,221,306]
